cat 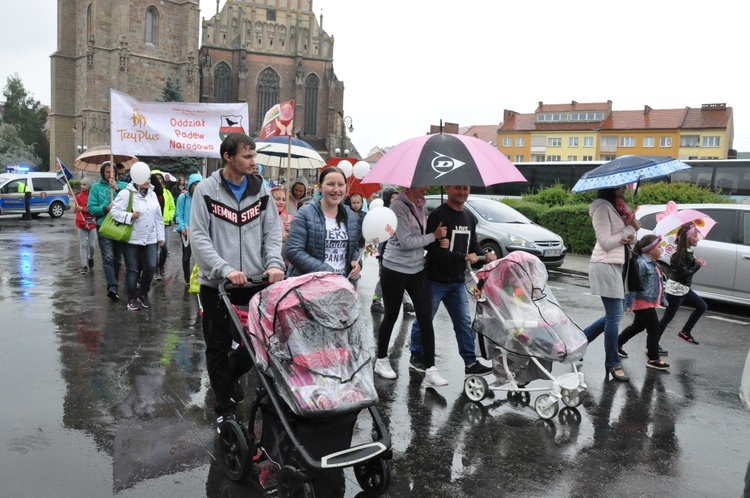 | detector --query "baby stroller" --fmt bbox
[218,272,392,497]
[463,252,588,420]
